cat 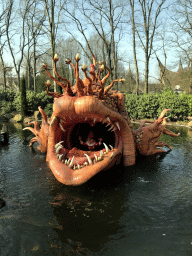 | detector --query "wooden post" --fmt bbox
[0,124,9,143]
